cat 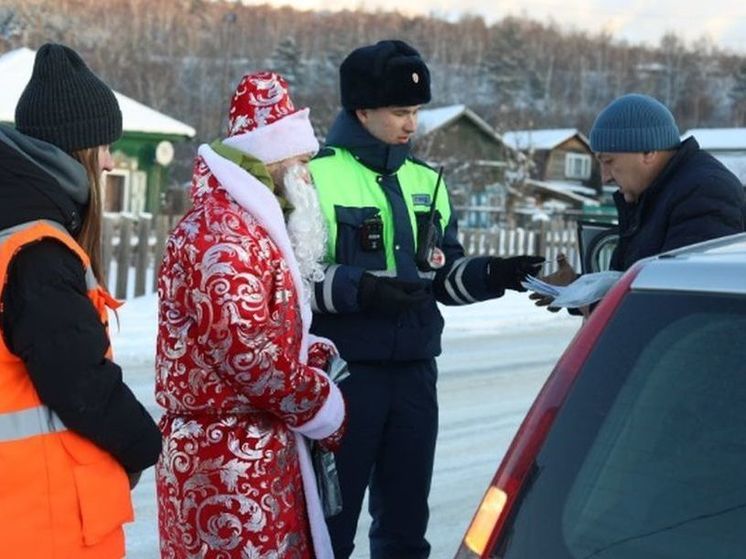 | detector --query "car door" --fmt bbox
[576,220,618,273]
